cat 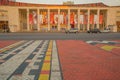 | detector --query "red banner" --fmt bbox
[50,12,54,24]
[70,13,74,24]
[29,13,33,24]
[90,14,94,24]
[54,12,58,24]
[99,15,103,24]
